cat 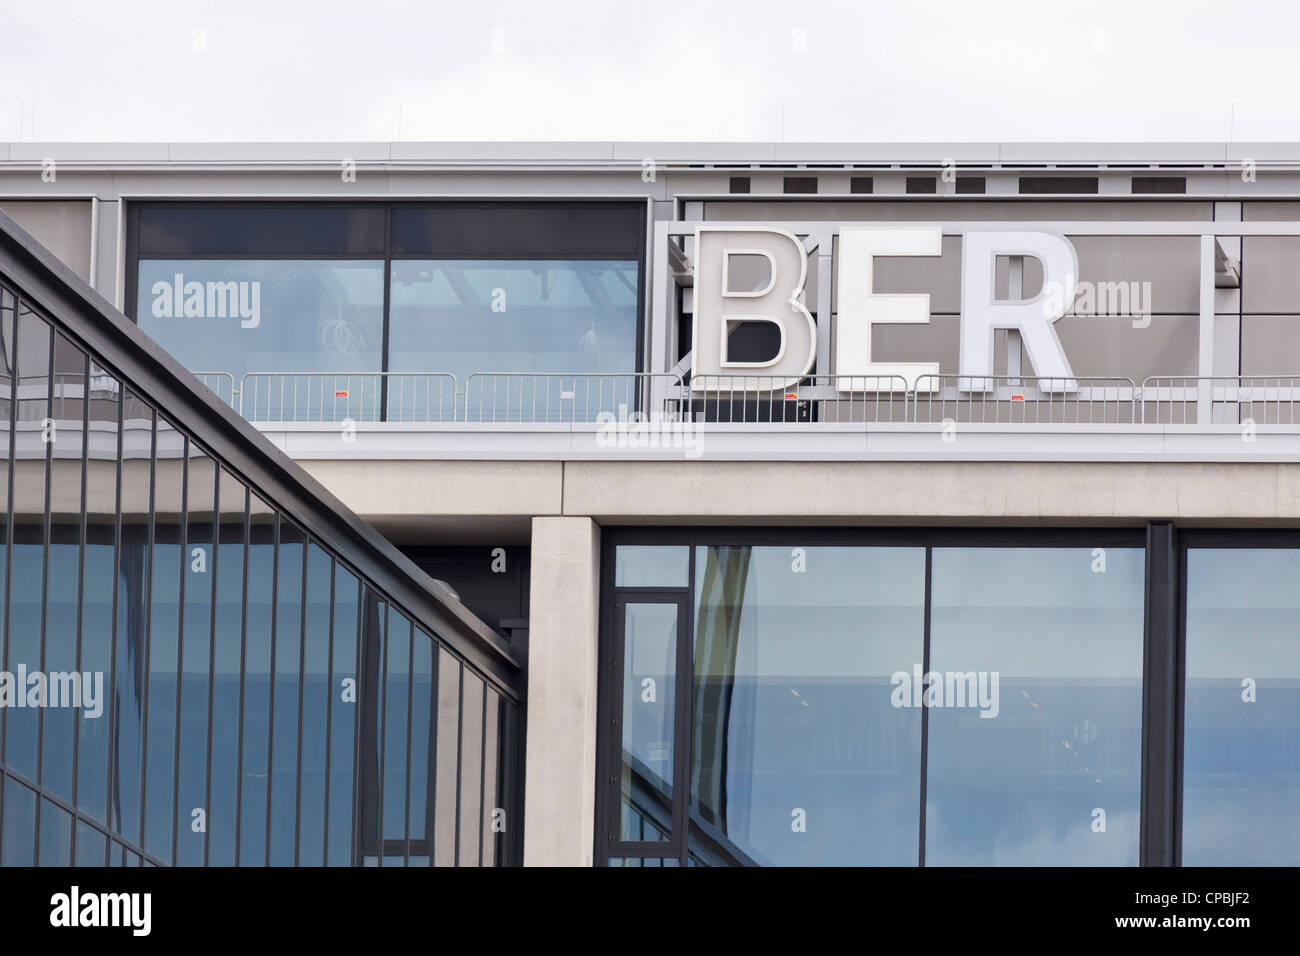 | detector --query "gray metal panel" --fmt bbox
[0,200,93,282]
[1241,238,1300,313]
[1241,316,1300,374]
